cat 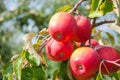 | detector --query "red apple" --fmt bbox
[96,45,120,74]
[74,16,92,42]
[70,47,100,80]
[45,38,74,61]
[74,39,99,47]
[48,12,77,42]
[85,39,99,47]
